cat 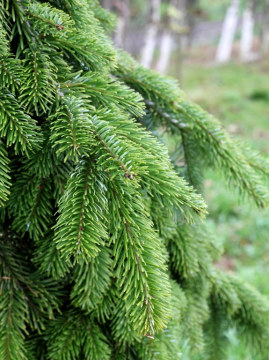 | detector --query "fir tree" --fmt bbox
[0,1,269,359]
